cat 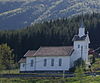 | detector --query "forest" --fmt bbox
[0,13,100,62]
